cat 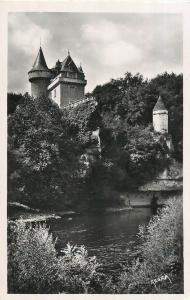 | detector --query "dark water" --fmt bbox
[48,208,153,273]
